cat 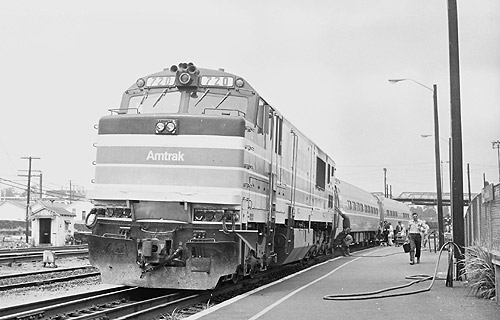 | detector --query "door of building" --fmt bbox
[39,218,51,244]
